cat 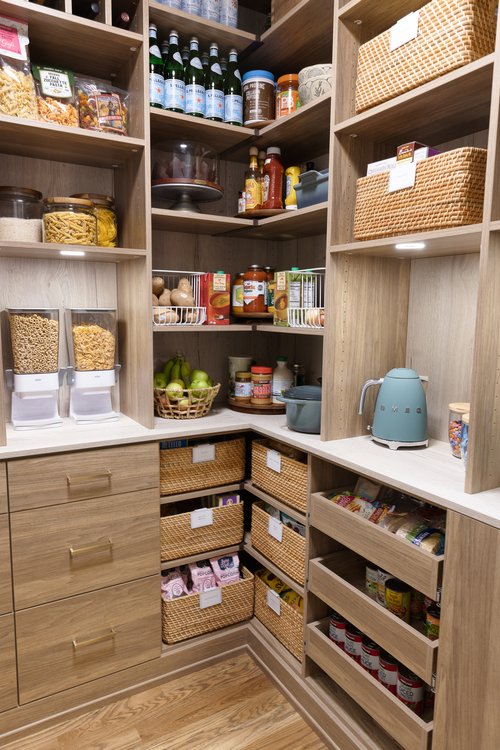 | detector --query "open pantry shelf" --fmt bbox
[149,108,255,155]
[255,95,331,163]
[244,540,305,597]
[255,324,324,335]
[244,481,307,524]
[160,543,243,570]
[161,483,243,504]
[151,209,252,234]
[235,202,328,240]
[339,0,440,36]
[153,324,252,332]
[0,242,147,263]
